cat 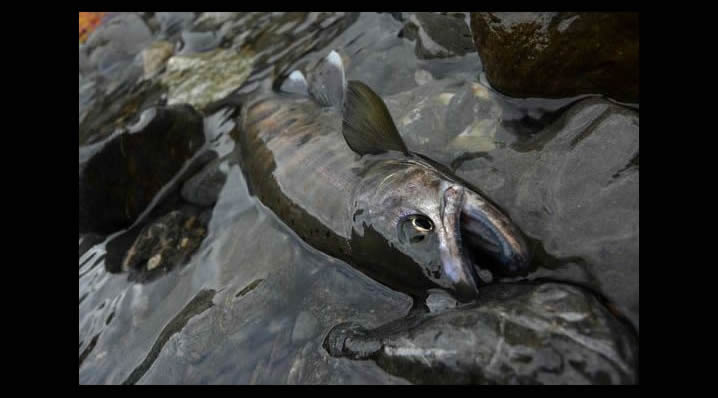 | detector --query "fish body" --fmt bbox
[237,51,529,303]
